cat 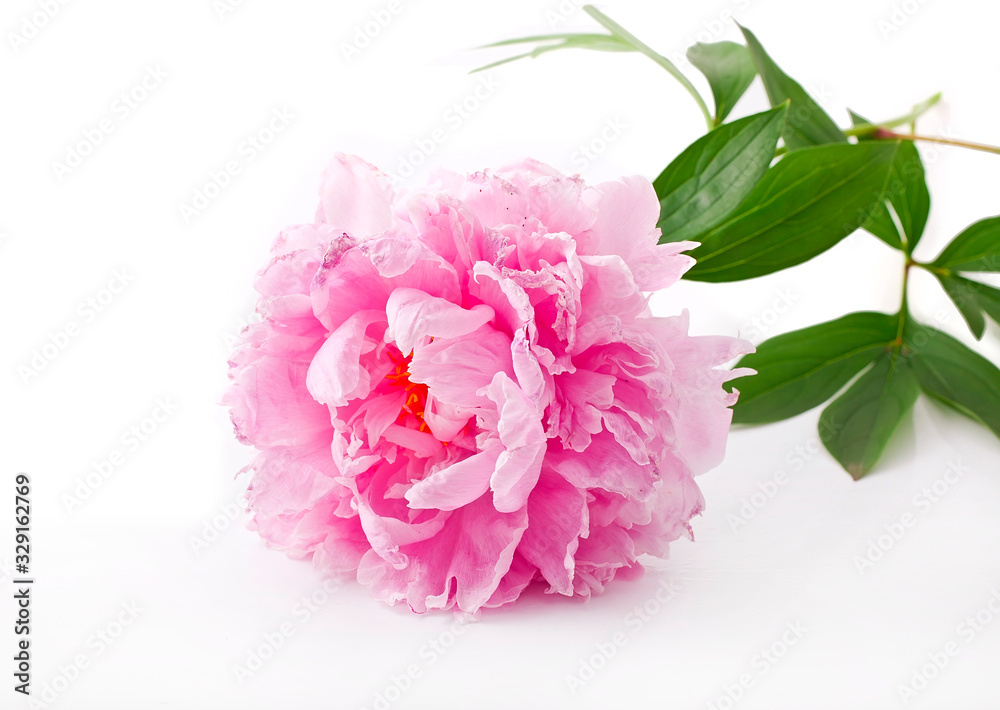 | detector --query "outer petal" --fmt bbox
[316,153,395,238]
[579,176,660,257]
[356,493,528,613]
[311,235,461,333]
[517,469,588,596]
[547,432,658,502]
[578,176,696,290]
[244,446,343,552]
[644,312,753,475]
[482,552,538,608]
[226,353,330,450]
